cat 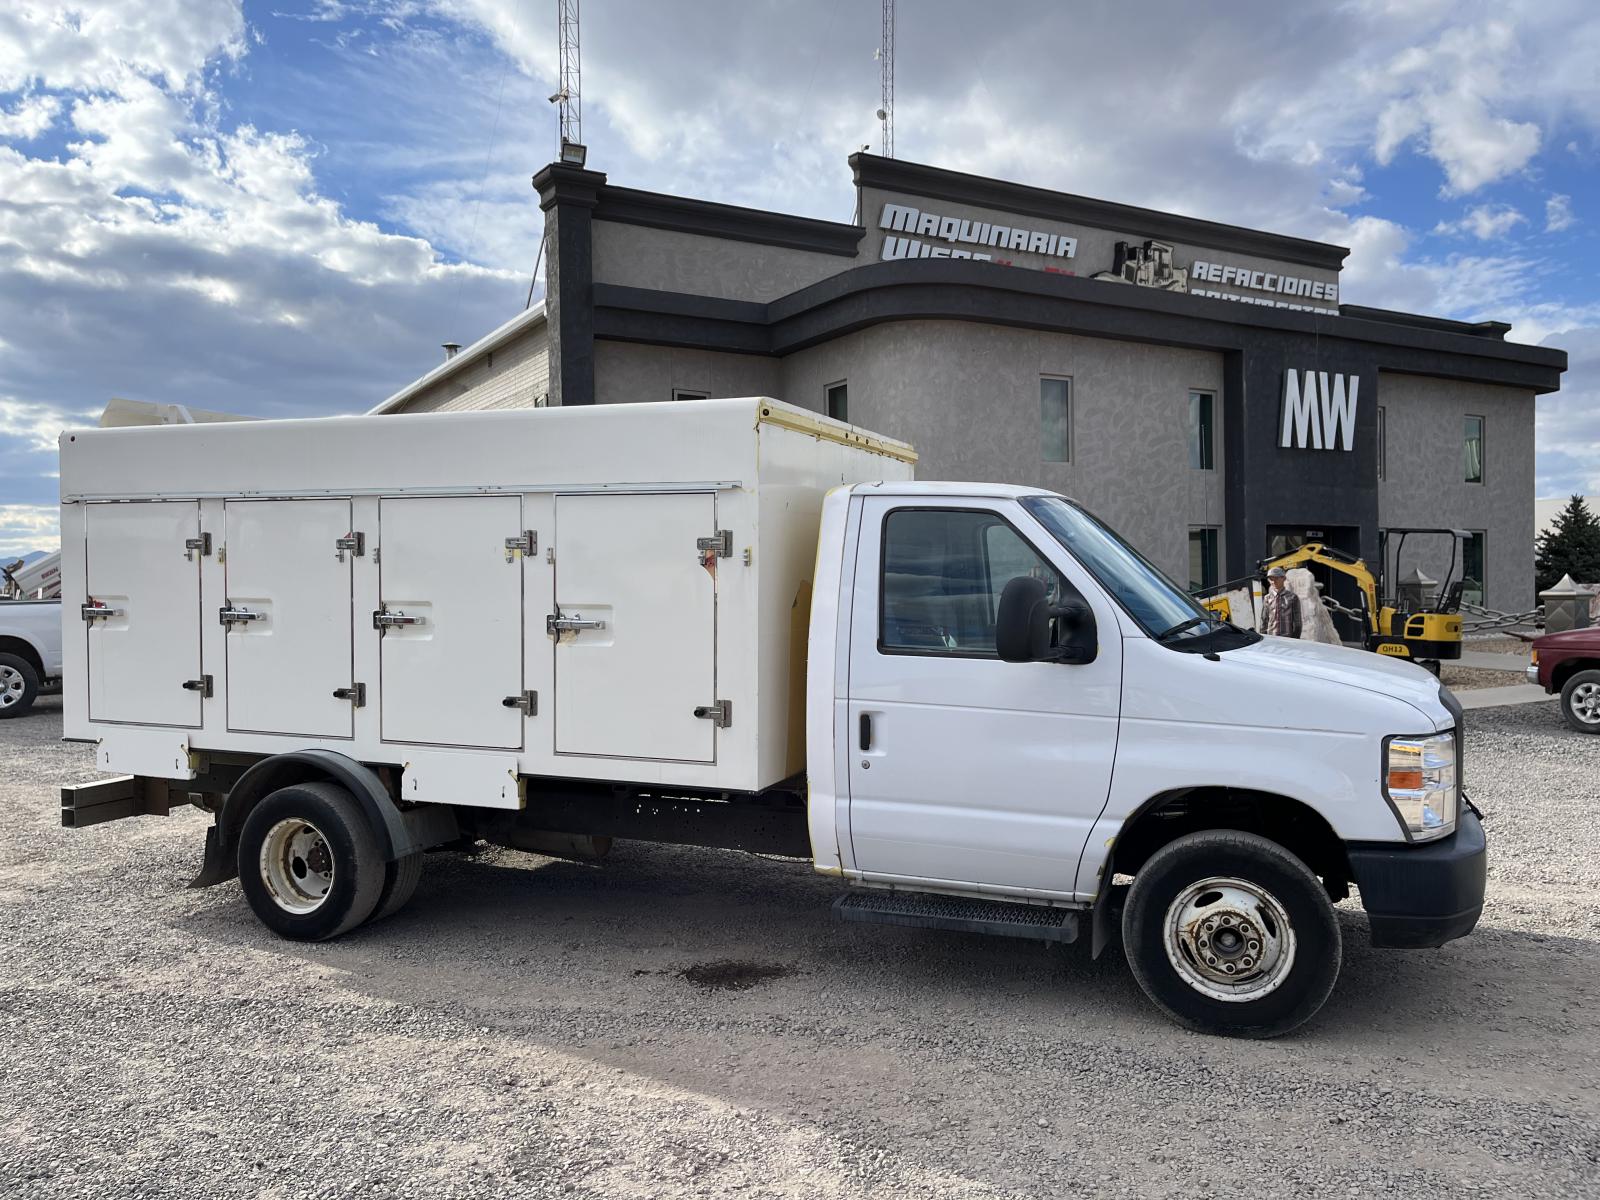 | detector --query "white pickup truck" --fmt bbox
[57,398,1483,1037]
[0,598,62,718]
